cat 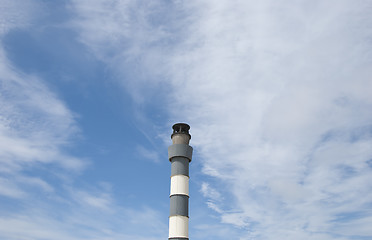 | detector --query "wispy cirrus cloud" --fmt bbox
[136,145,161,163]
[70,0,372,239]
[0,0,41,35]
[0,47,86,174]
[0,0,84,185]
[167,2,372,239]
[0,1,167,239]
